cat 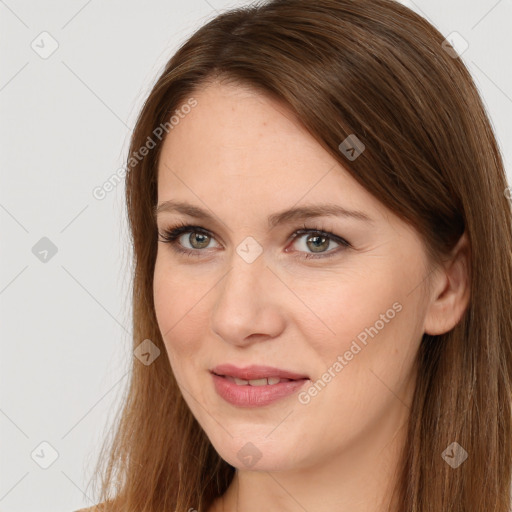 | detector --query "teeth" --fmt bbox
[229,376,288,386]
[248,378,268,386]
